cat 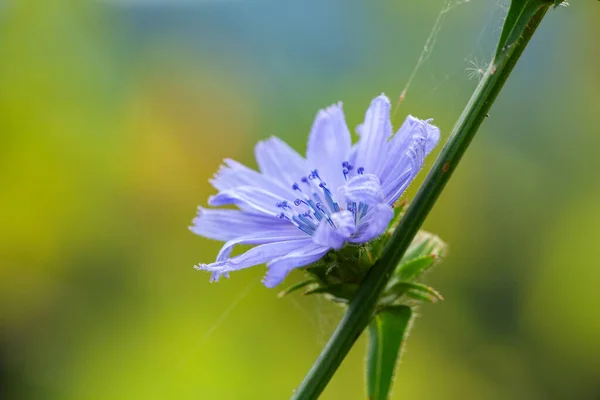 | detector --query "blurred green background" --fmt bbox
[1,0,599,399]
